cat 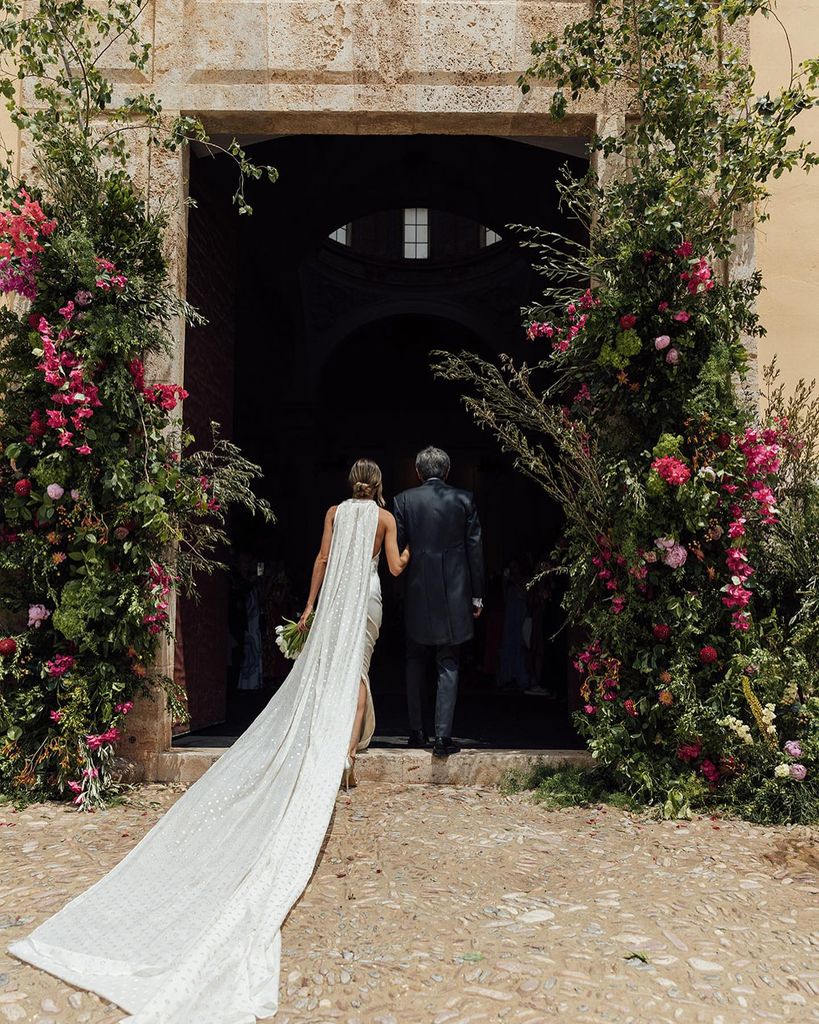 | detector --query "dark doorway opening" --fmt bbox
[175,134,588,749]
